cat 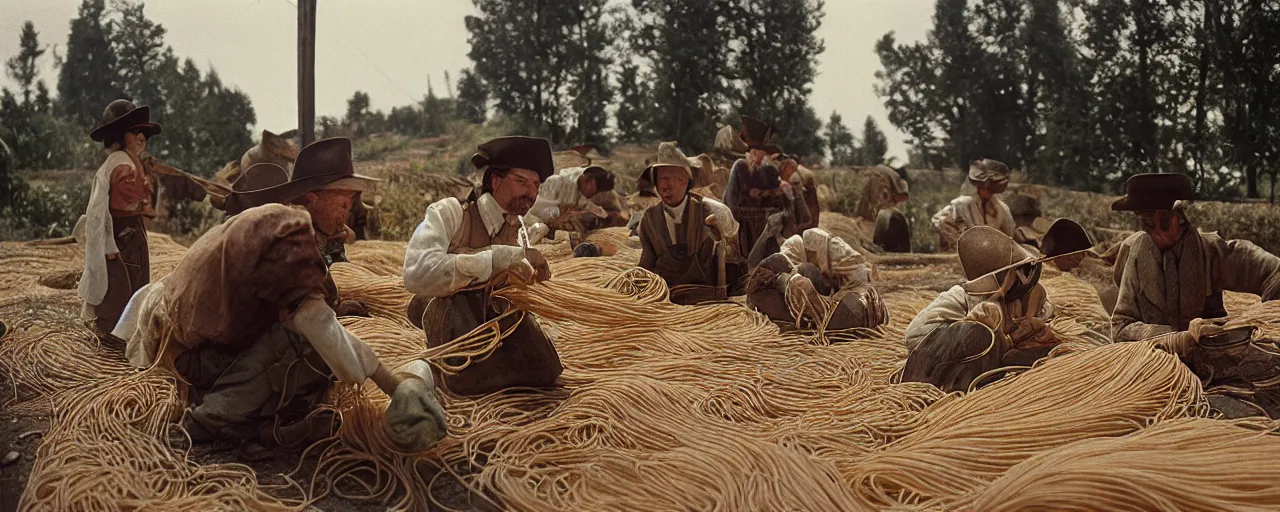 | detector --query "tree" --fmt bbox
[110,0,170,109]
[57,0,121,125]
[613,60,651,143]
[6,22,46,106]
[465,0,614,143]
[823,111,857,166]
[732,0,826,158]
[861,116,889,165]
[632,0,739,151]
[423,81,452,137]
[565,2,616,146]
[454,68,487,124]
